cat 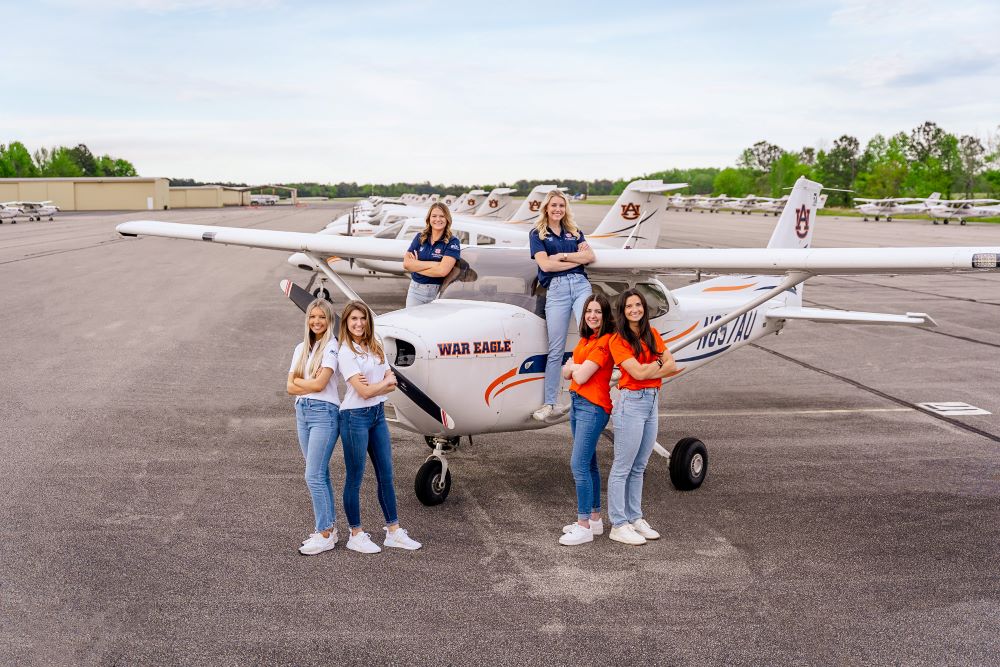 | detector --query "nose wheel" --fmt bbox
[415,437,453,505]
[652,437,708,490]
